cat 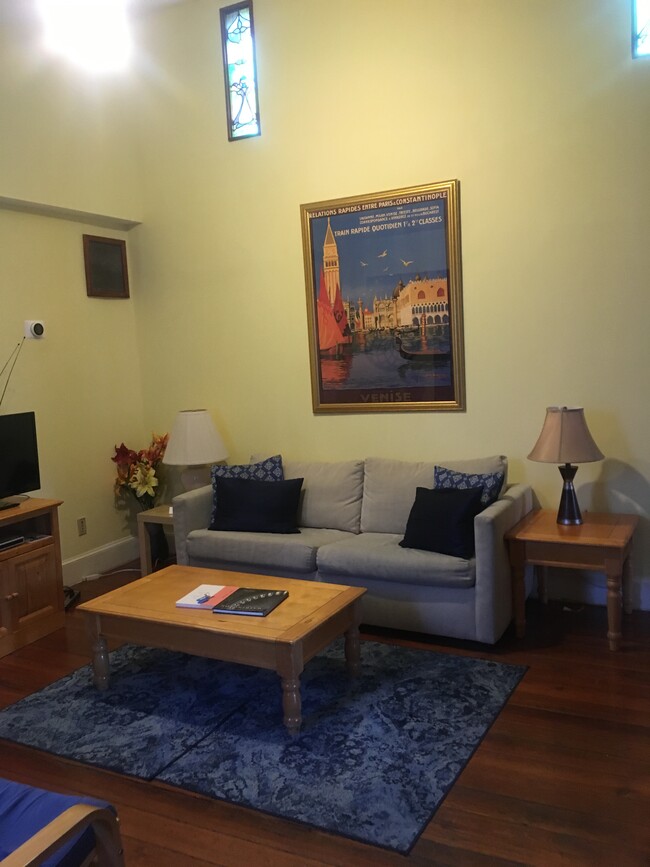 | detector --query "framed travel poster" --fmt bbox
[300,180,466,413]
